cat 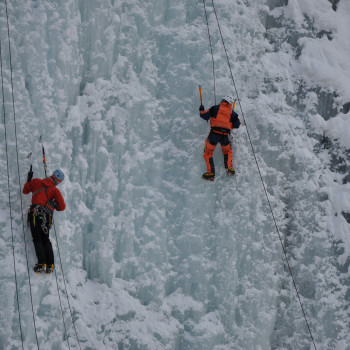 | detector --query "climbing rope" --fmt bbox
[53,267,71,350]
[2,2,40,348]
[202,0,216,104]
[40,138,82,350]
[203,1,318,349]
[0,37,25,350]
[3,2,77,349]
[38,139,72,350]
[52,221,82,350]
